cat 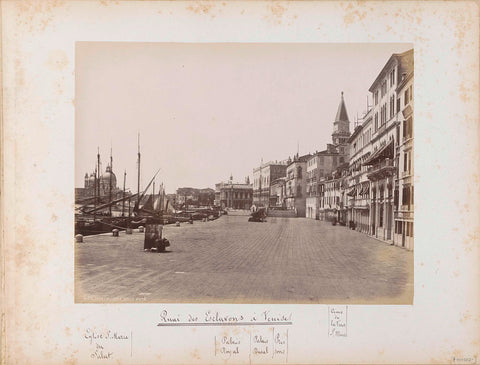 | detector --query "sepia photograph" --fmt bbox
[75,42,414,304]
[3,0,479,364]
